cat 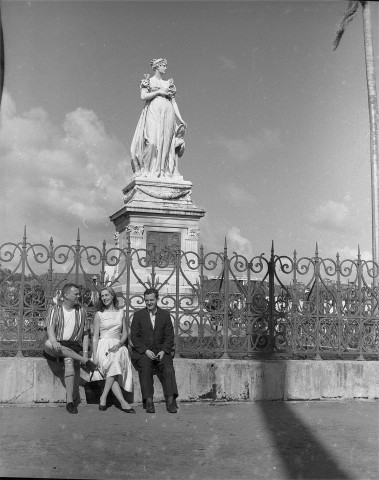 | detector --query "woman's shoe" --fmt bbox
[121,407,136,414]
[99,404,107,411]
